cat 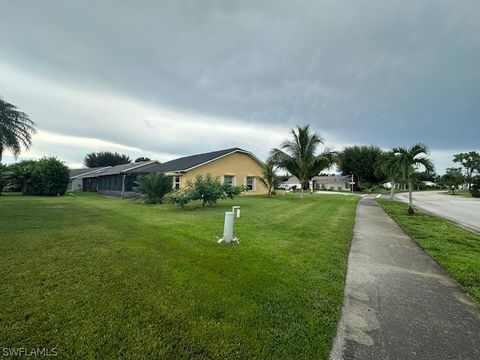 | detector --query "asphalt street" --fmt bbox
[394,191,480,233]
